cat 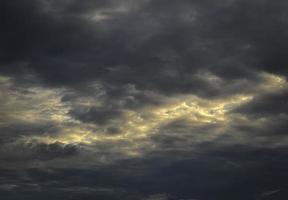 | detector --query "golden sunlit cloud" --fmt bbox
[0,71,287,162]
